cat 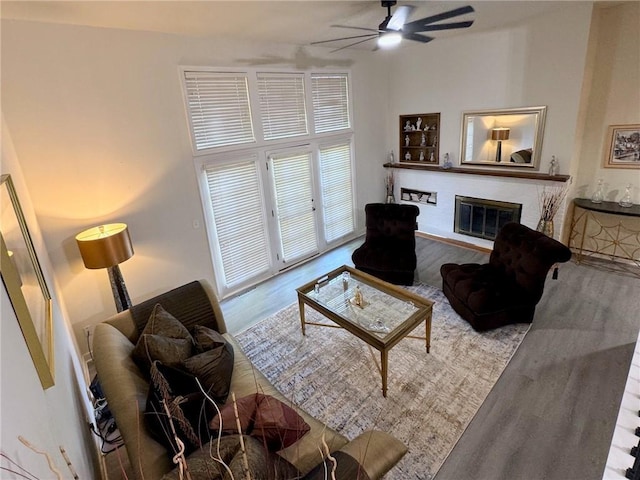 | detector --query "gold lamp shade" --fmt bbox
[491,128,510,141]
[76,223,133,269]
